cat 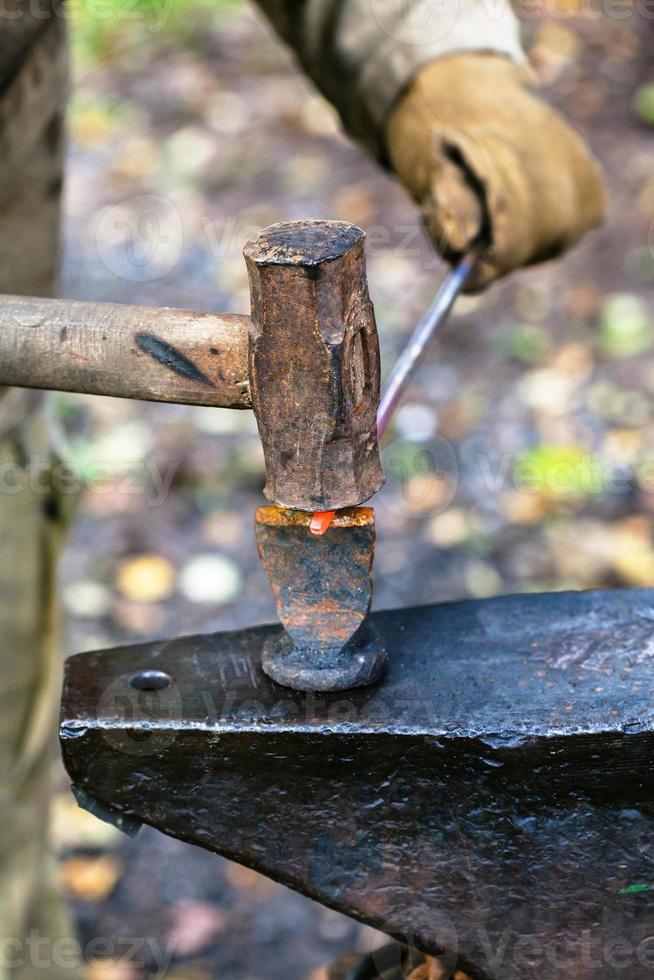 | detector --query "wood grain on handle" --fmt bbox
[0,294,252,409]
